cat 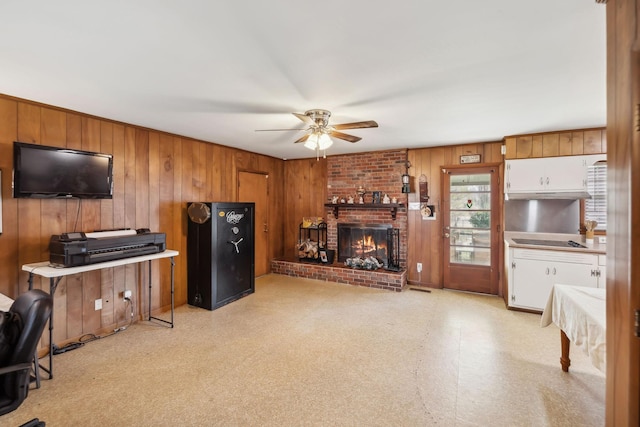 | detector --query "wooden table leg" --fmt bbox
[560,330,571,372]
